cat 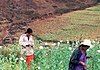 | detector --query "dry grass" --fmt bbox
[27,4,100,41]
